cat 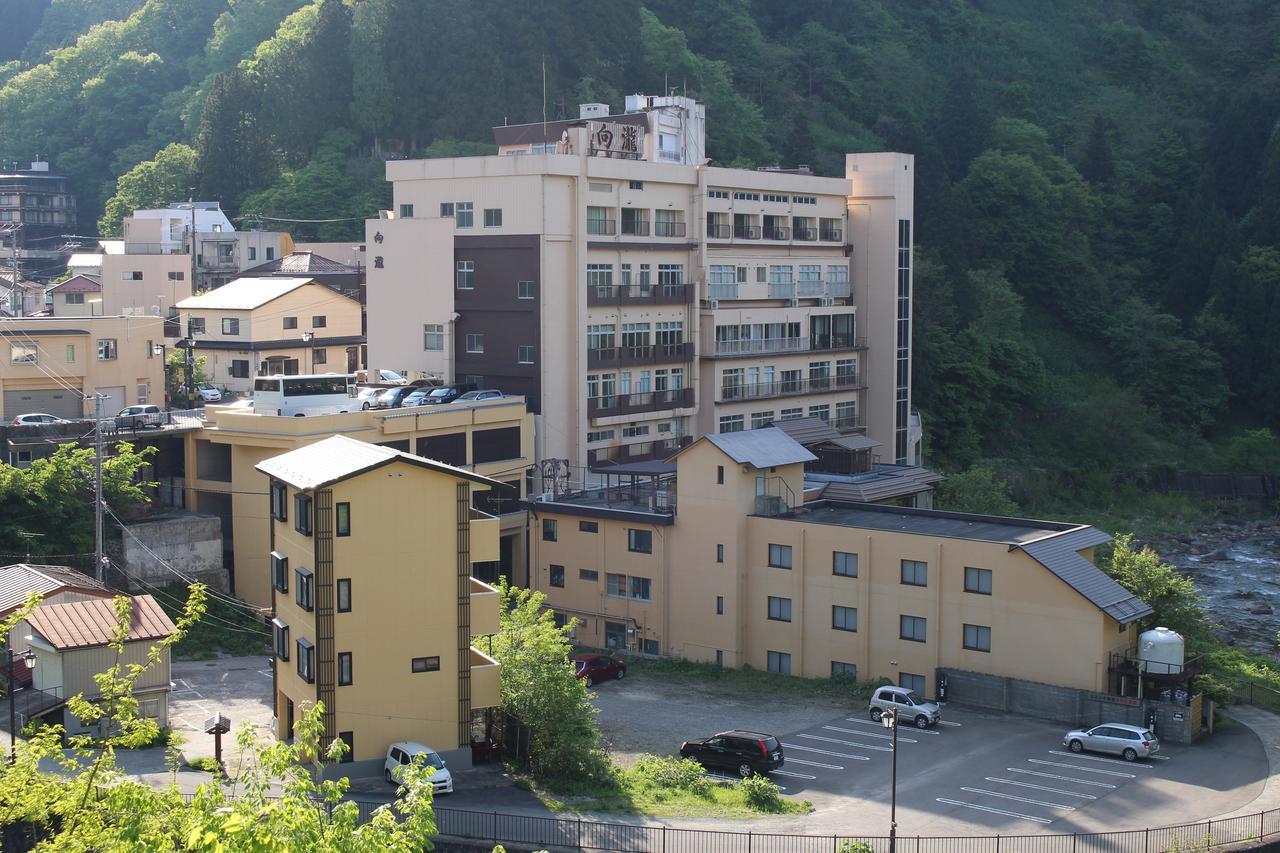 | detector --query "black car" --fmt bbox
[679,730,784,778]
[418,383,478,405]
